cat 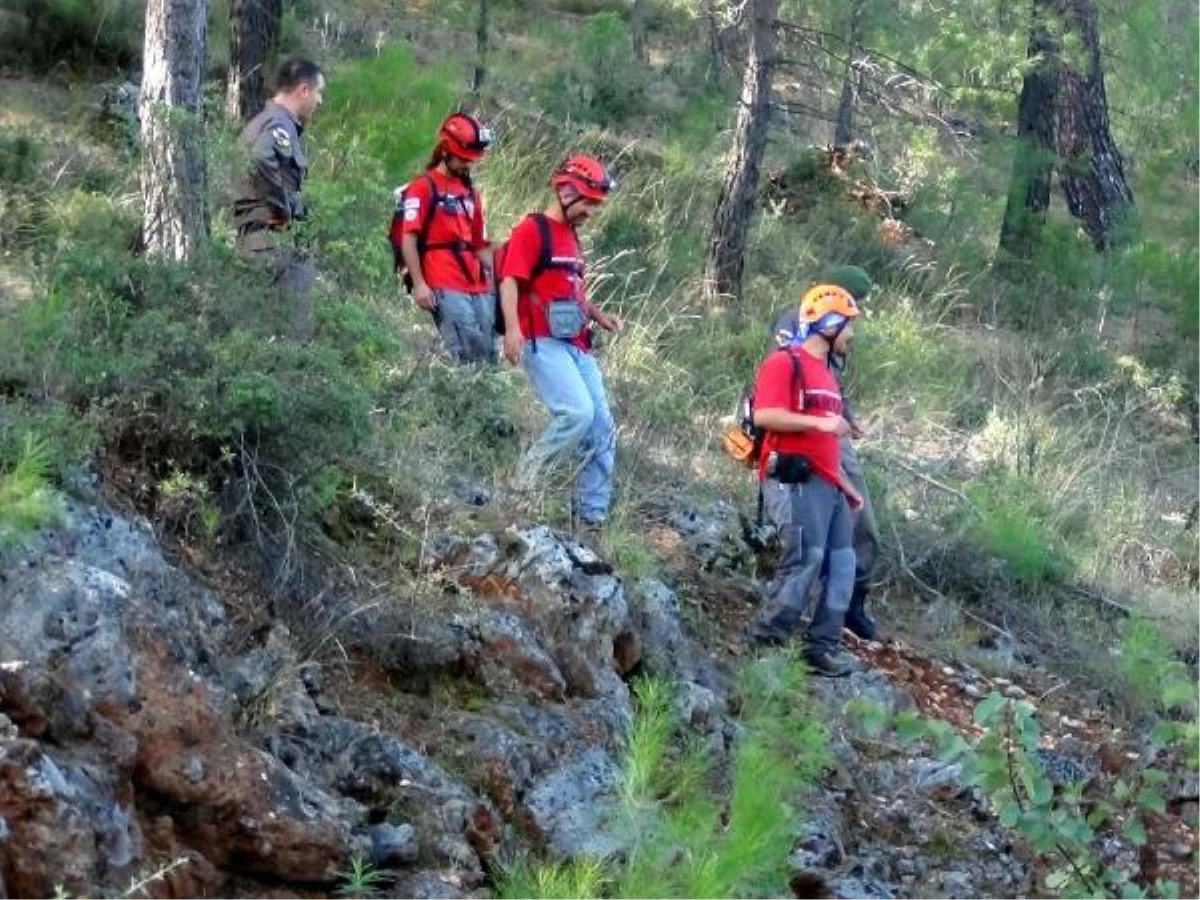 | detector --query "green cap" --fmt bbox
[819,265,873,301]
